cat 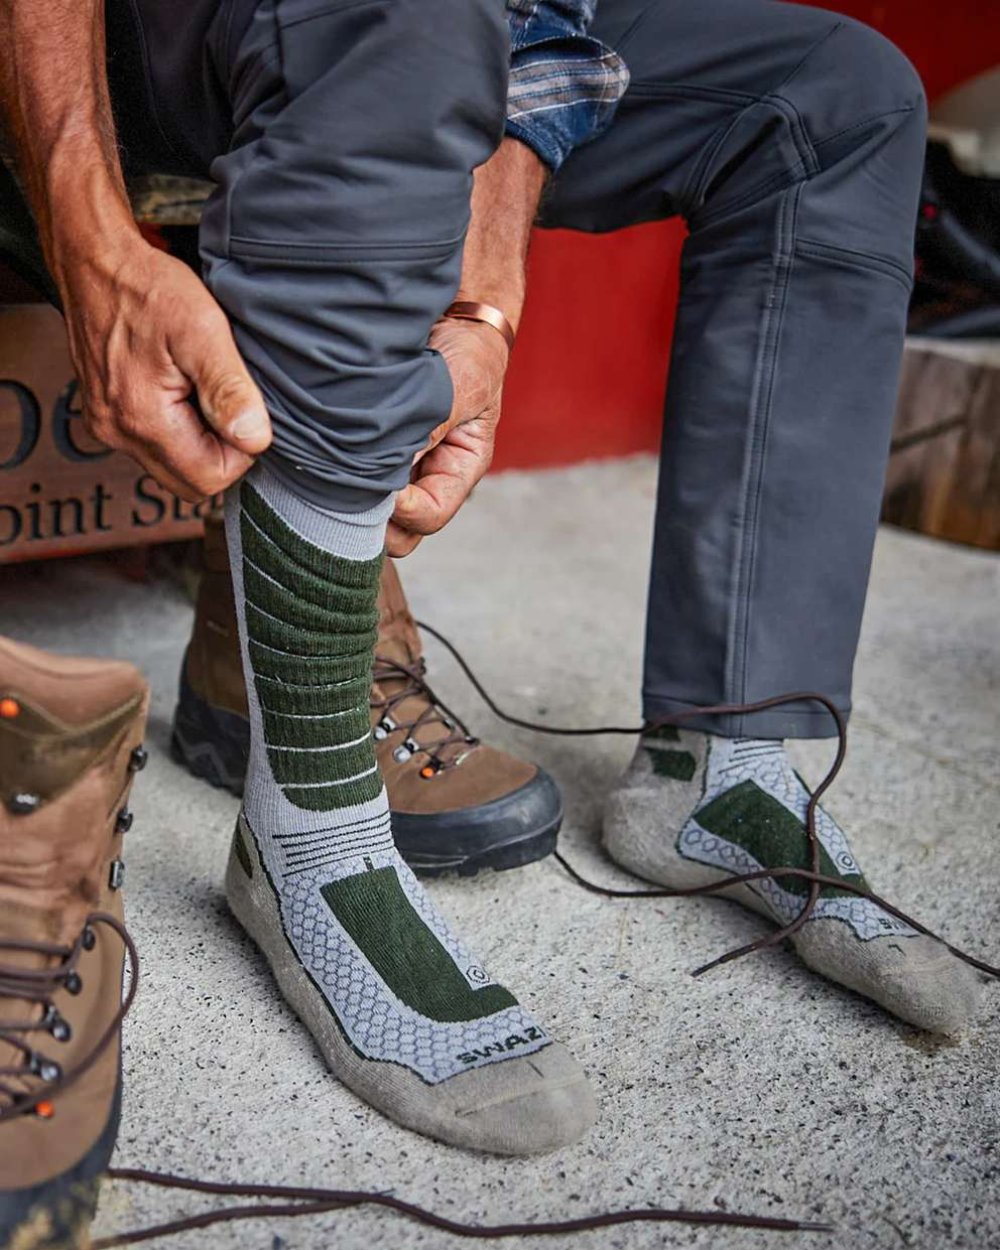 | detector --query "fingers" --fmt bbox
[386,520,423,558]
[63,243,267,502]
[391,465,475,539]
[86,391,254,503]
[169,304,272,455]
